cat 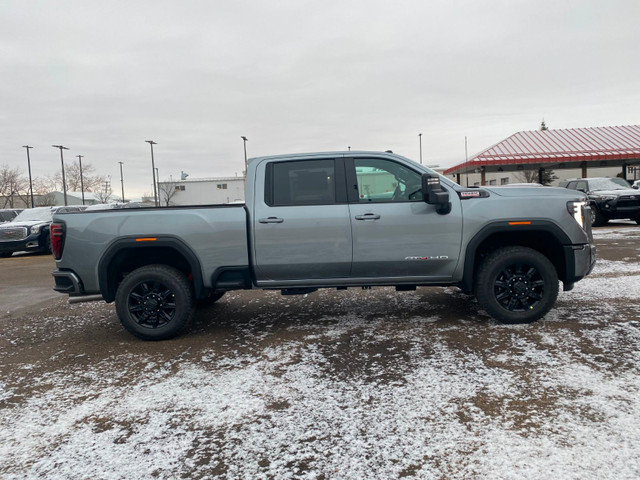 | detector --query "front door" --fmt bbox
[347,157,463,280]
